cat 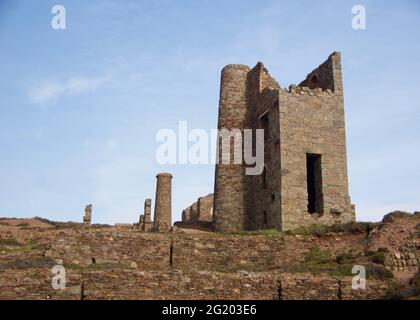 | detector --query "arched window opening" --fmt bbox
[309,74,319,89]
